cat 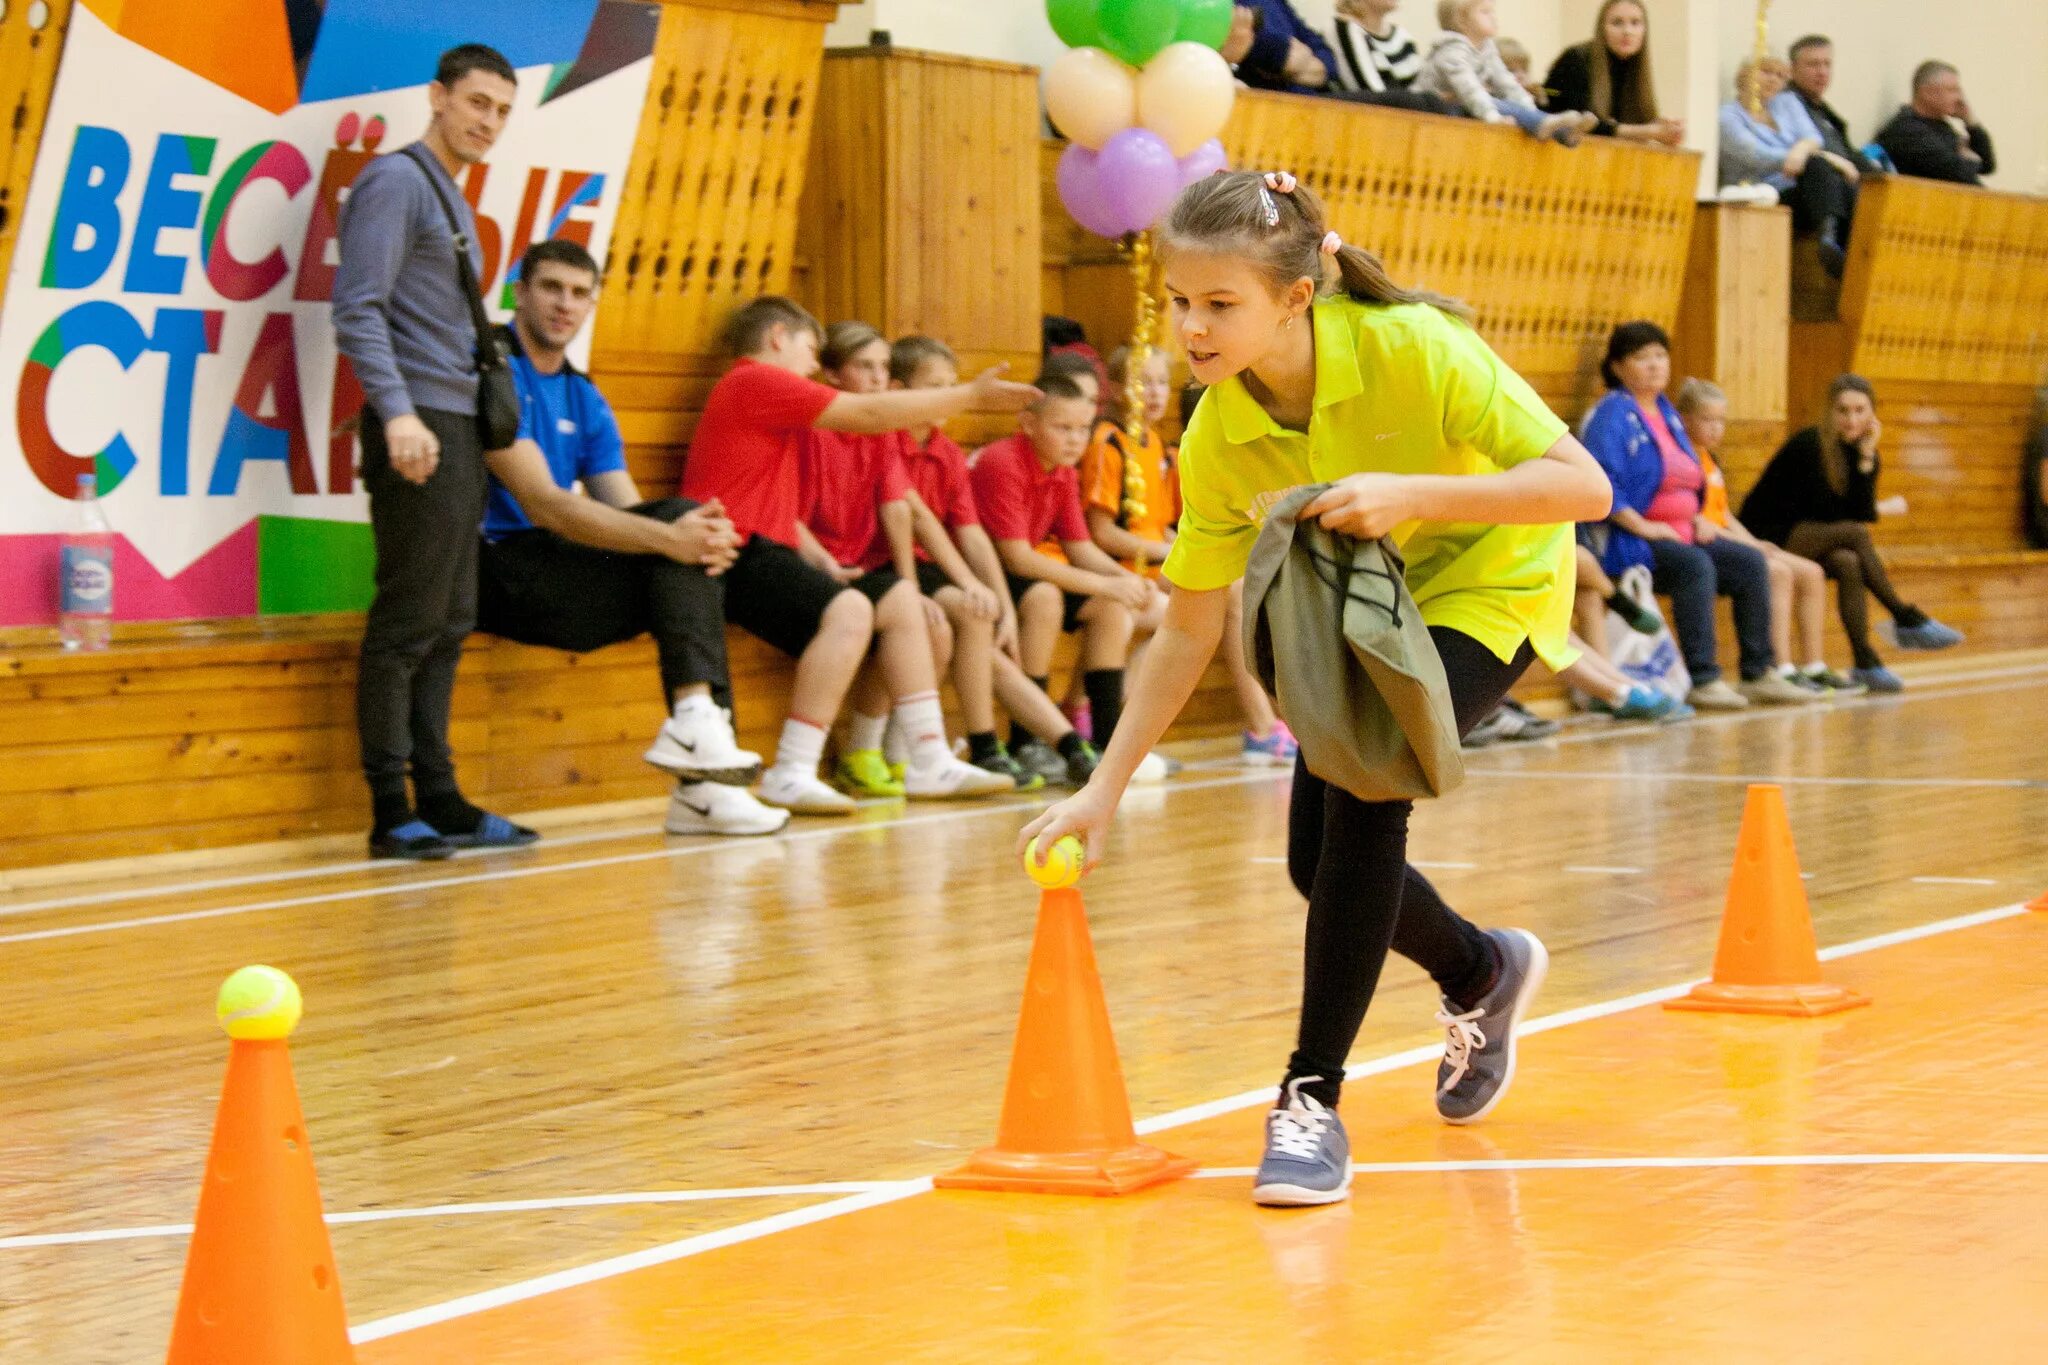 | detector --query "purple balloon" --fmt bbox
[1057,143,1128,239]
[1098,127,1181,234]
[1177,138,1228,187]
